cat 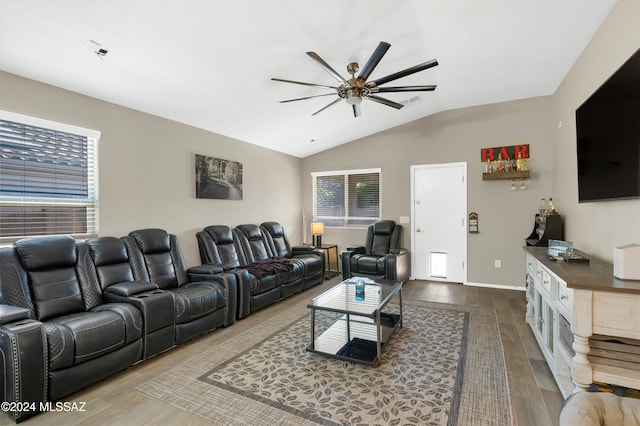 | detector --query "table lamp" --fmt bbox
[311,222,324,247]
